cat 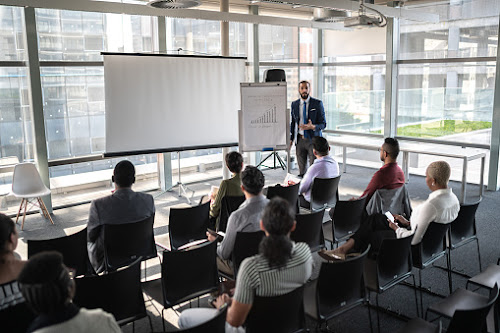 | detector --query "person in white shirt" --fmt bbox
[320,161,459,258]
